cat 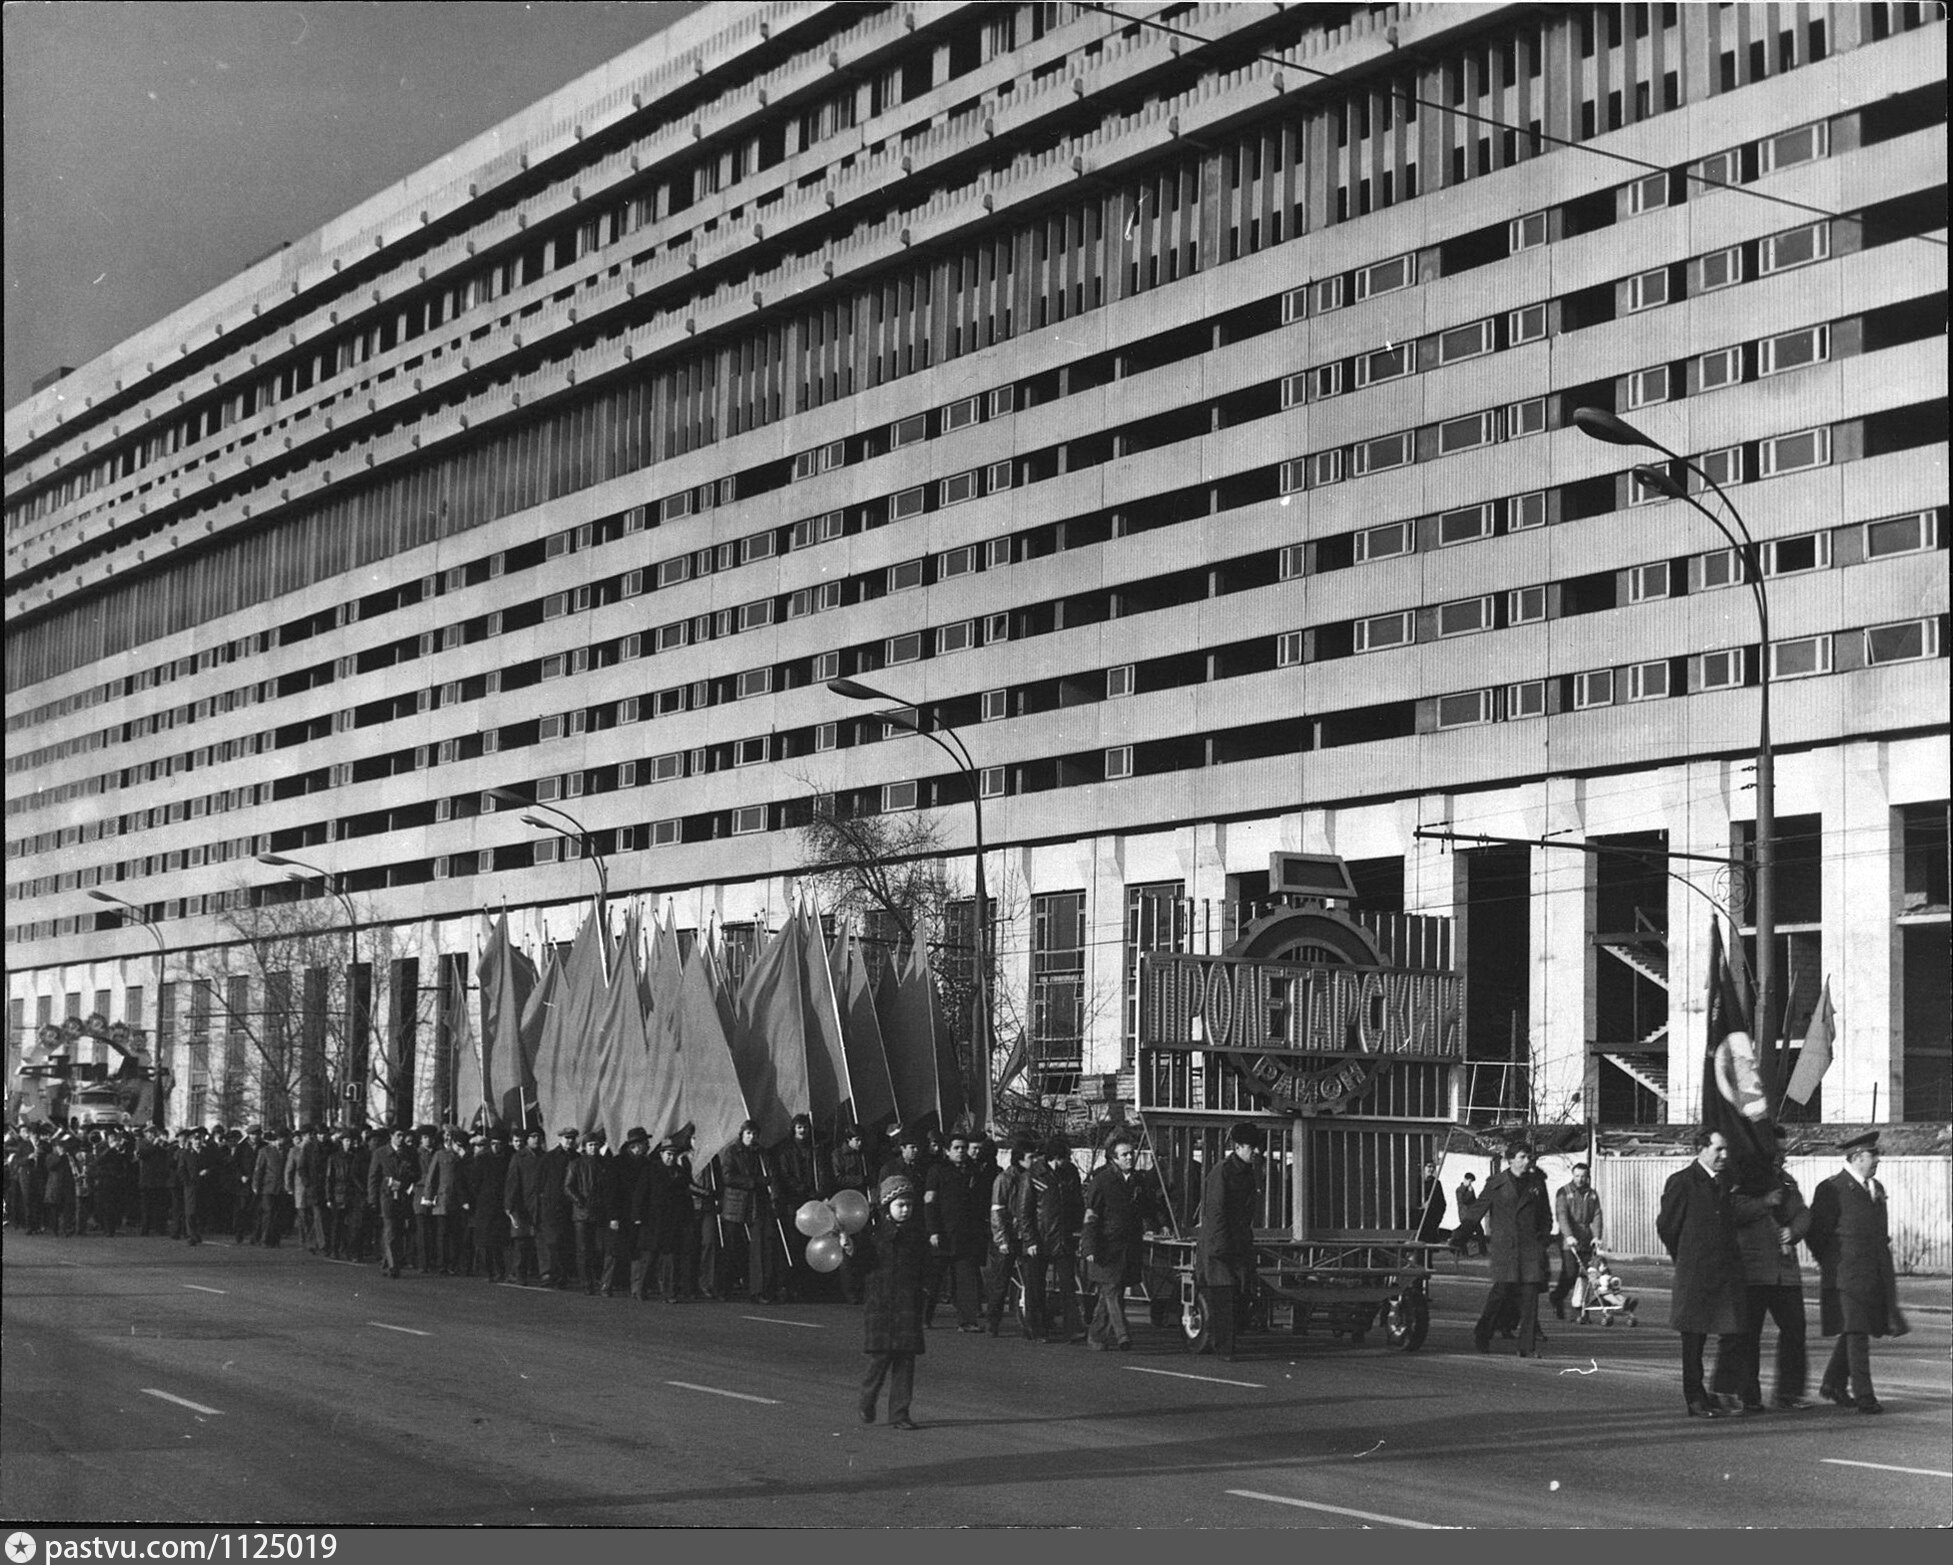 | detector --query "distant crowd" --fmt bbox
[2,1115,1174,1350]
